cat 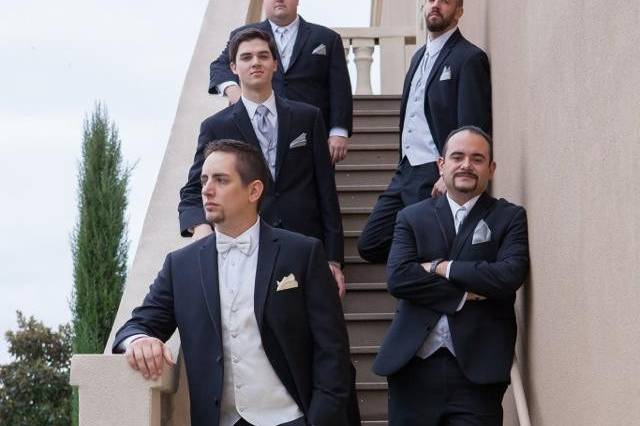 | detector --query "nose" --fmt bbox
[202,179,214,197]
